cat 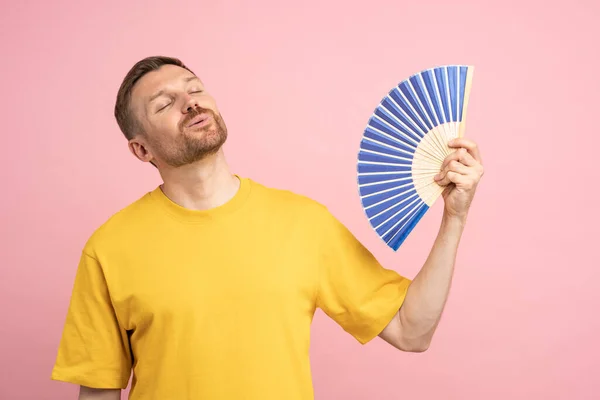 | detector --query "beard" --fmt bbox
[152,107,228,168]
